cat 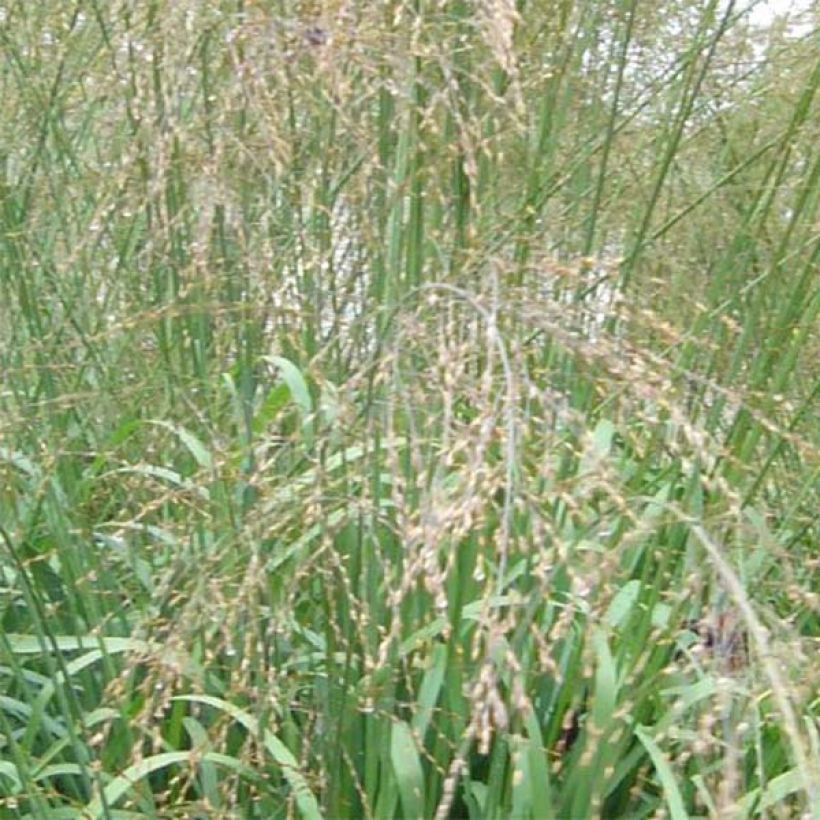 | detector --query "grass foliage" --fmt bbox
[1,1,818,817]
